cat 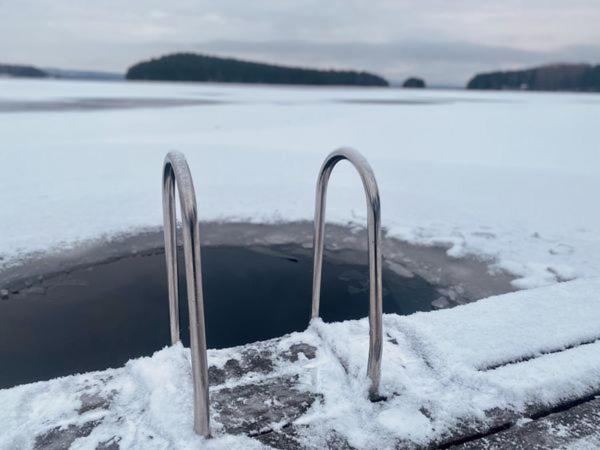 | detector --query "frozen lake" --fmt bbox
[0,78,599,291]
[1,78,600,449]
